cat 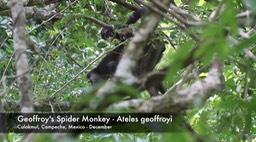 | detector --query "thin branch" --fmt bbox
[169,64,194,91]
[0,76,7,97]
[208,3,224,21]
[169,3,202,22]
[88,0,174,110]
[50,51,106,97]
[0,5,61,21]
[51,40,129,98]
[103,0,117,20]
[65,14,110,27]
[27,0,79,34]
[2,100,71,111]
[244,48,256,61]
[139,0,199,41]
[228,36,256,61]
[243,68,249,99]
[0,0,60,11]
[1,52,15,79]
[109,56,224,113]
[107,0,140,11]
[33,19,74,93]
[153,1,204,26]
